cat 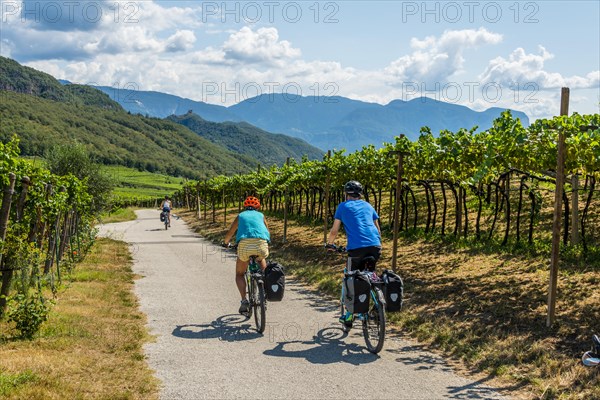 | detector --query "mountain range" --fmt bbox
[96,86,530,152]
[0,56,322,178]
